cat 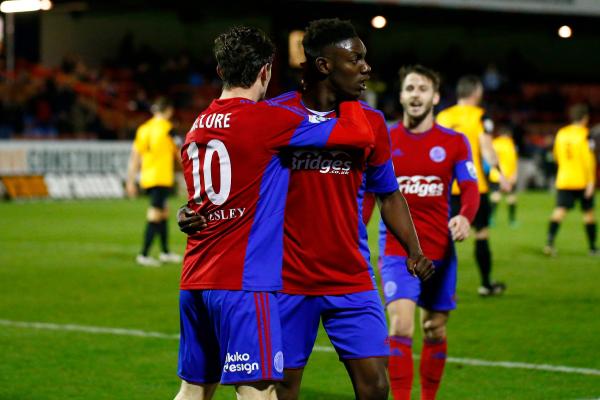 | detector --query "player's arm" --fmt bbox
[507,142,518,185]
[266,101,375,150]
[480,132,511,192]
[127,127,147,198]
[583,137,596,199]
[479,133,499,172]
[126,146,141,198]
[449,136,480,241]
[170,129,184,171]
[377,190,433,281]
[479,114,511,191]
